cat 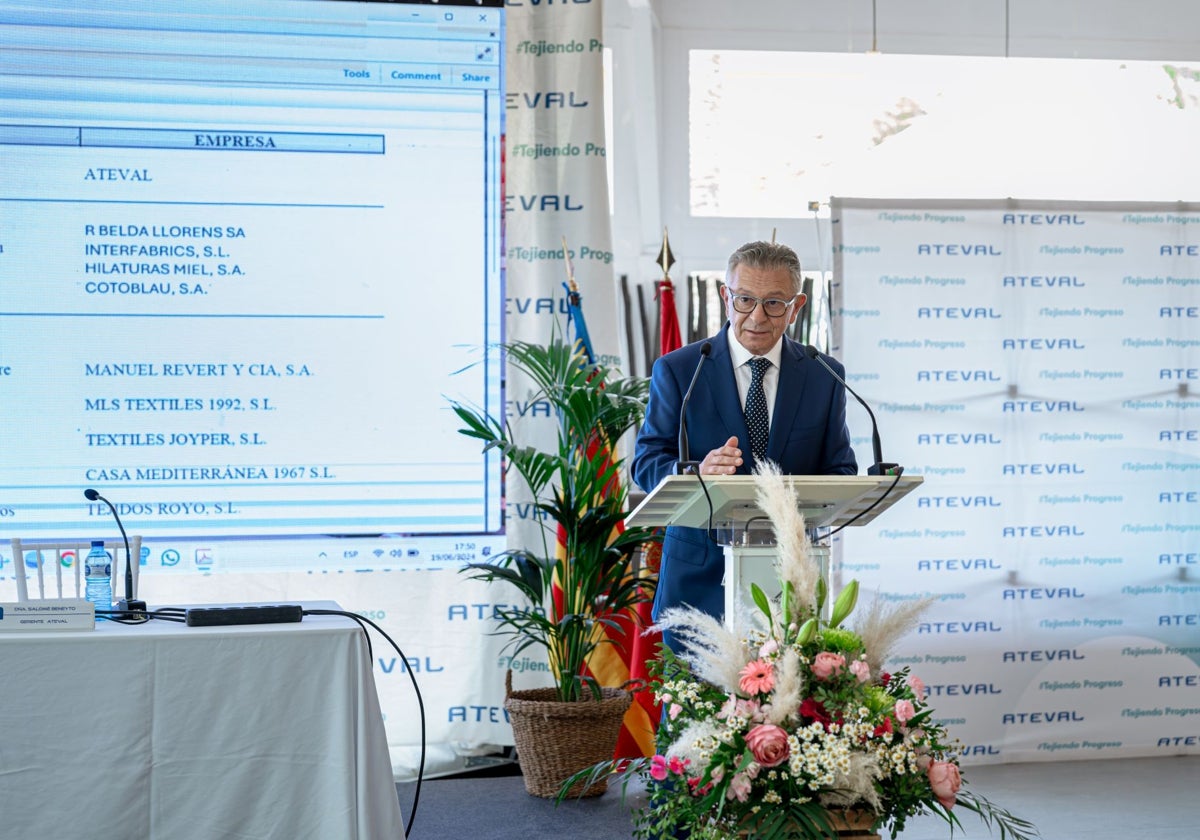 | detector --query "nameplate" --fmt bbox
[0,599,96,632]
